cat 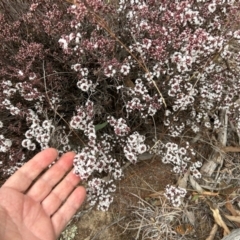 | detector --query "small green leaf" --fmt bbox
[95,122,108,131]
[191,194,199,201]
